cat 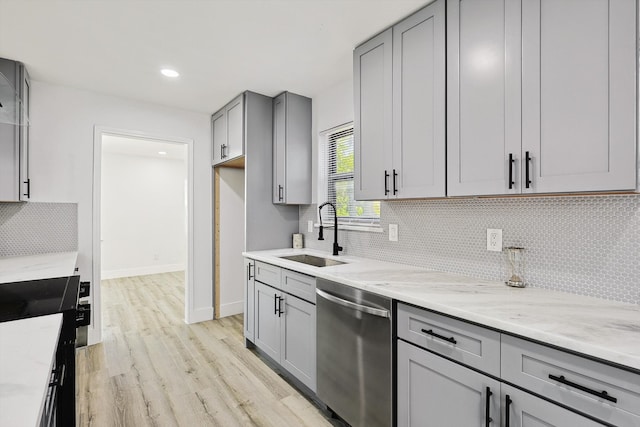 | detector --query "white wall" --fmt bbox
[311,79,354,203]
[101,151,186,279]
[29,81,213,343]
[218,167,245,317]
